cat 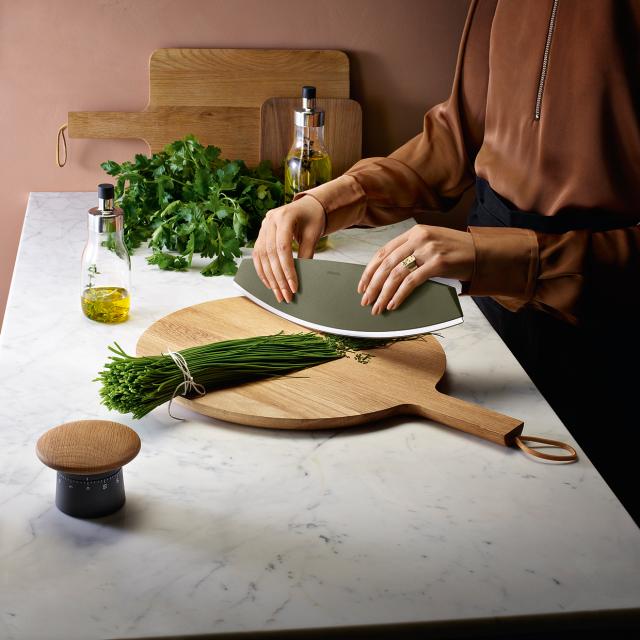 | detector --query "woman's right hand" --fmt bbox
[252,195,326,303]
